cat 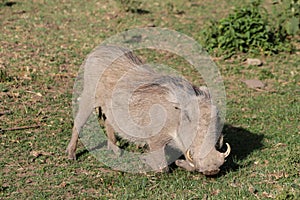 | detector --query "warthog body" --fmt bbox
[66,45,230,175]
